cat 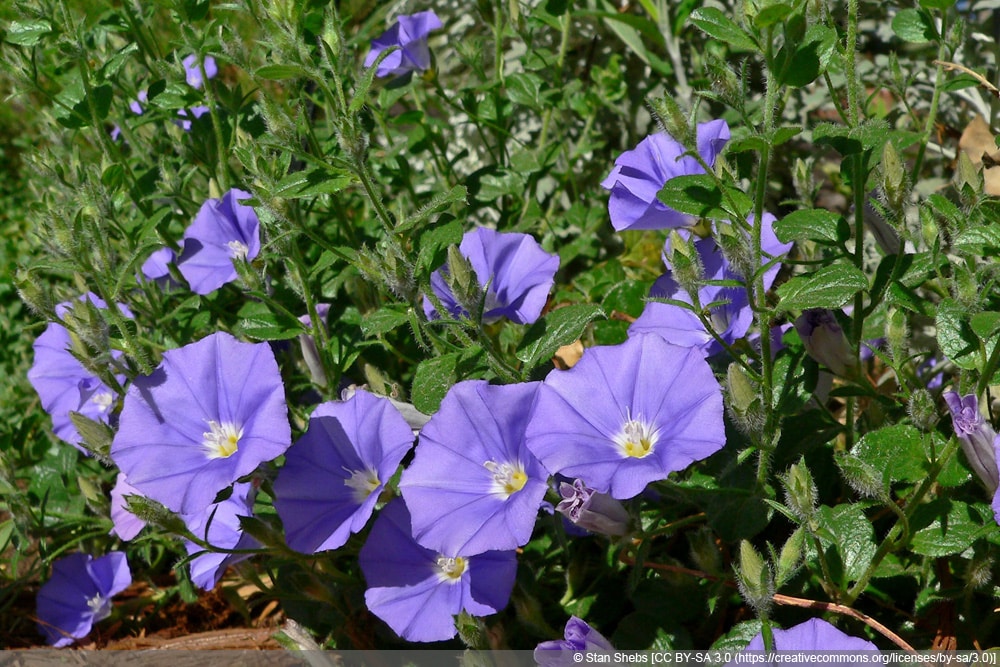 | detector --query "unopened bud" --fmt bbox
[794,309,859,379]
[881,142,909,214]
[688,526,723,576]
[556,478,630,538]
[908,388,938,432]
[837,453,888,500]
[297,304,330,387]
[125,494,187,535]
[886,307,908,363]
[667,230,703,299]
[735,540,773,615]
[782,458,817,522]
[943,391,999,493]
[716,221,753,281]
[456,611,488,649]
[650,94,692,148]
[726,363,763,437]
[775,527,804,587]
[15,268,53,316]
[68,411,114,462]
